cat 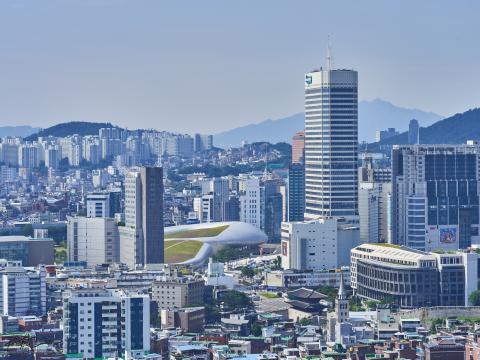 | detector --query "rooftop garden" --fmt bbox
[164,240,203,263]
[165,225,229,239]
